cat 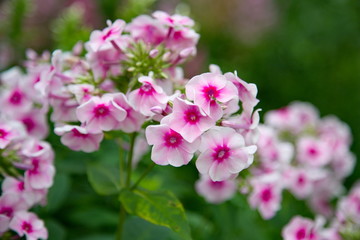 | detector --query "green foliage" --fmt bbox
[87,163,122,195]
[119,189,192,240]
[119,0,157,22]
[52,5,91,51]
[46,173,71,213]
